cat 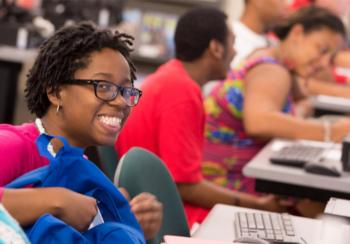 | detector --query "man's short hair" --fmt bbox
[175,7,228,61]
